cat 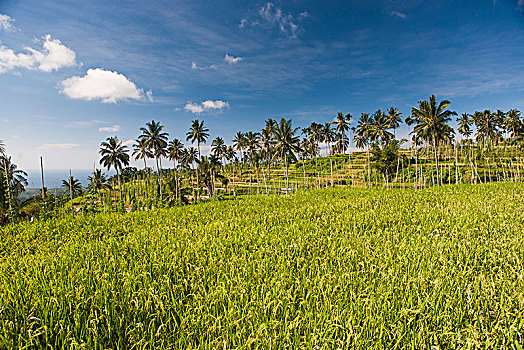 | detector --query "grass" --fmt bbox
[1,183,524,348]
